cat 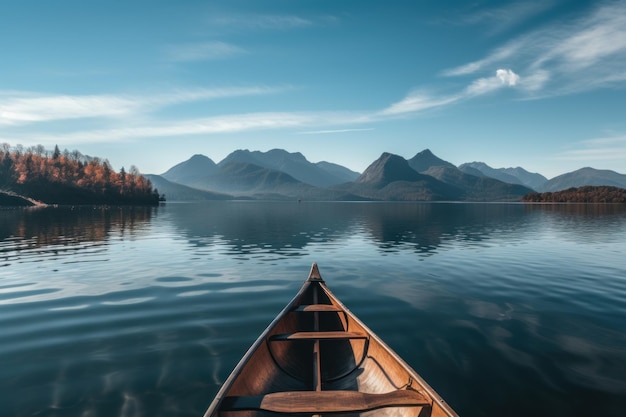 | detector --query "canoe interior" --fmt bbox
[206,264,458,417]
